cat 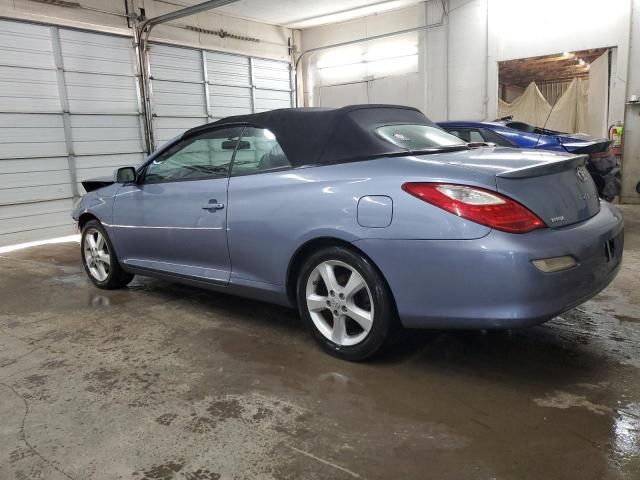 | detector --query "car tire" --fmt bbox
[296,246,397,361]
[81,220,134,289]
